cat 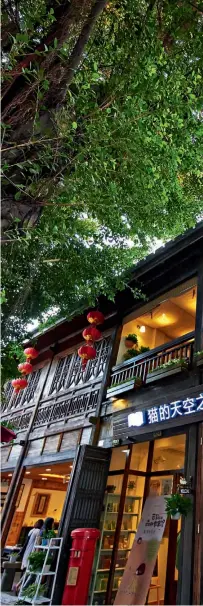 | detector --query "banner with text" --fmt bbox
[114,496,167,606]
